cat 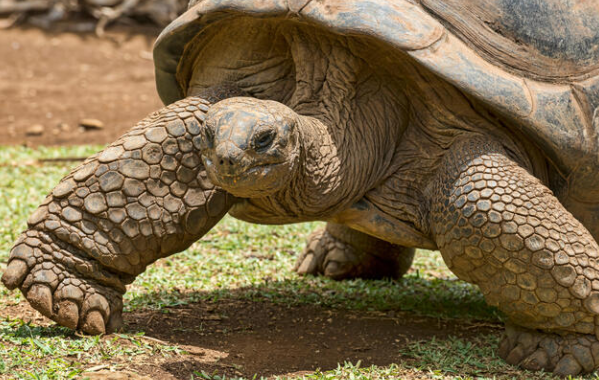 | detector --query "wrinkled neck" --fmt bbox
[287,116,346,216]
[237,113,396,222]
